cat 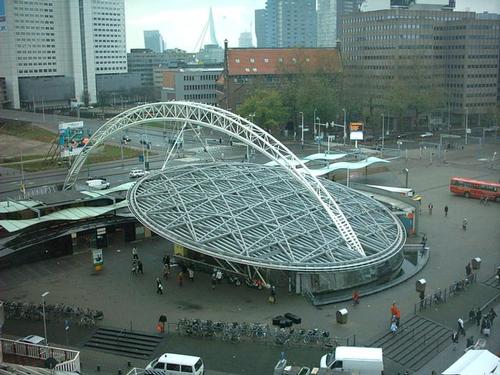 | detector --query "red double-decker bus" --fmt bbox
[450,177,500,201]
